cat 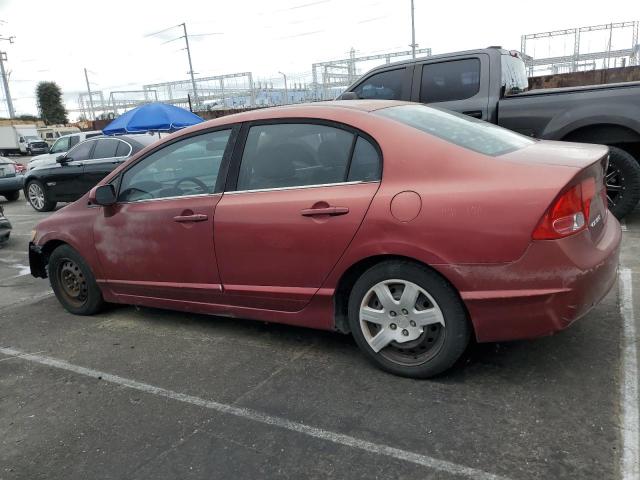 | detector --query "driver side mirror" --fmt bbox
[90,184,116,206]
[56,154,69,164]
[340,91,359,100]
